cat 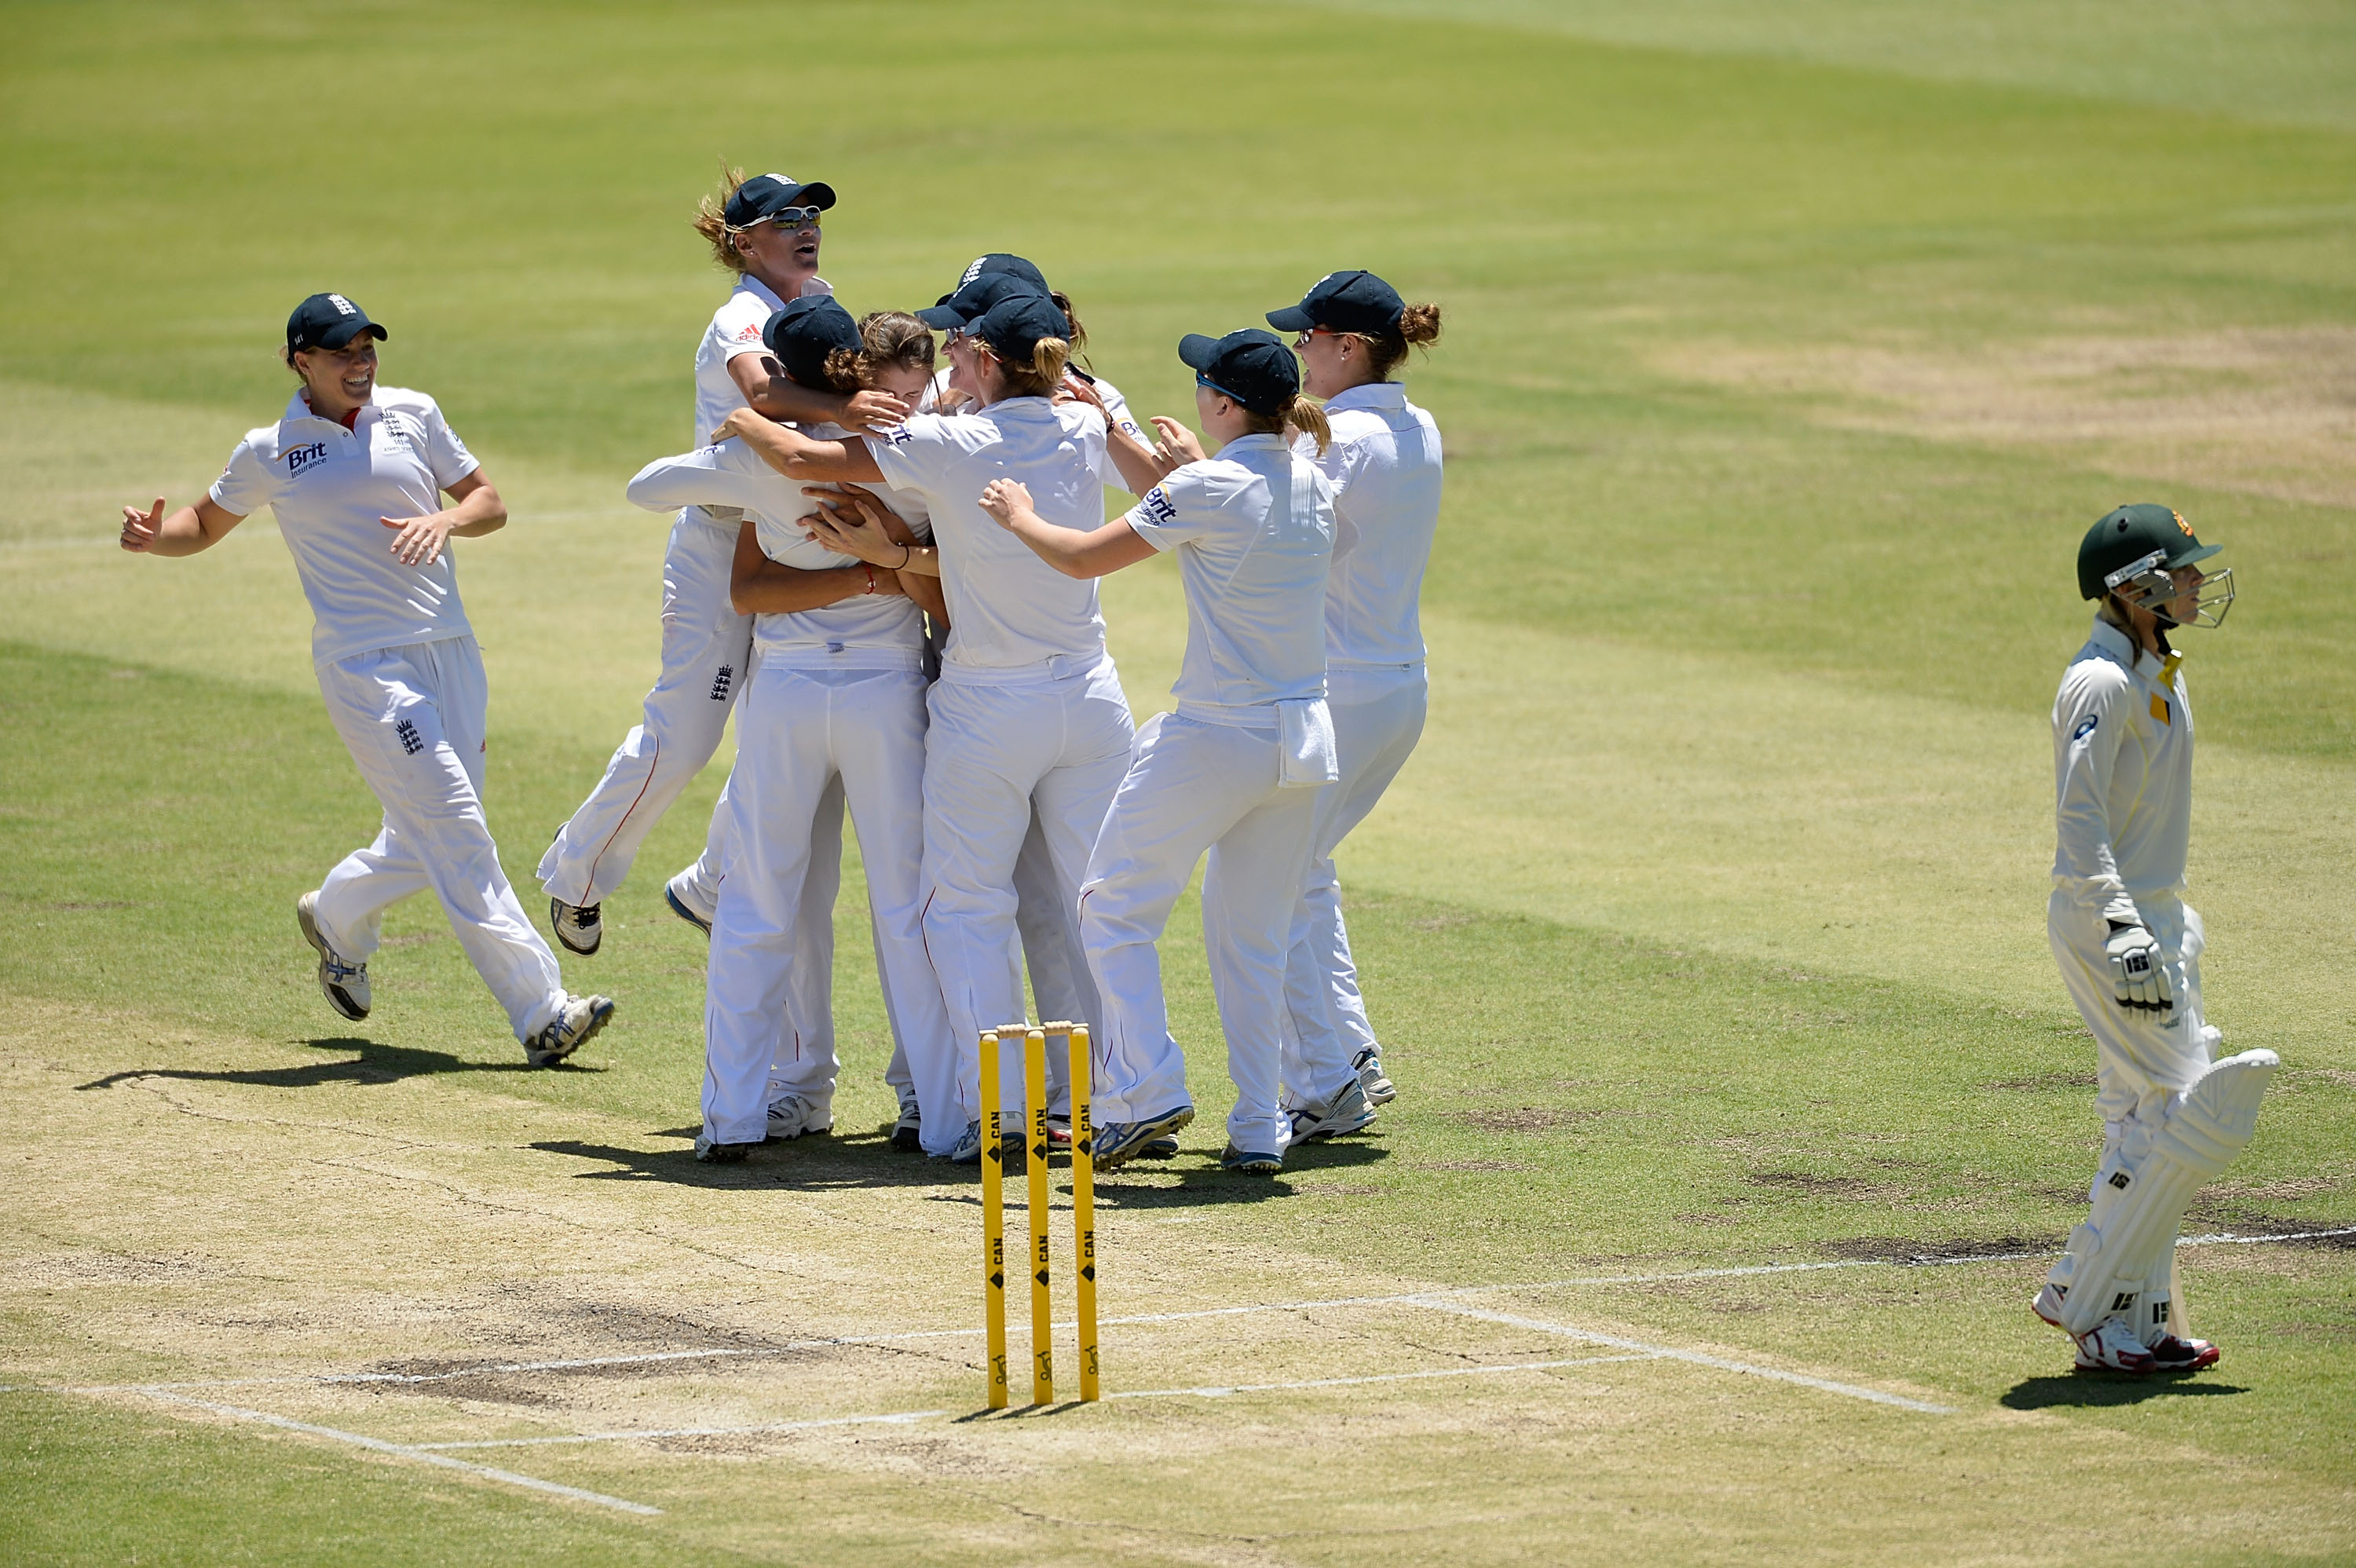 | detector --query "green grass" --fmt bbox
[2,0,2352,1561]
